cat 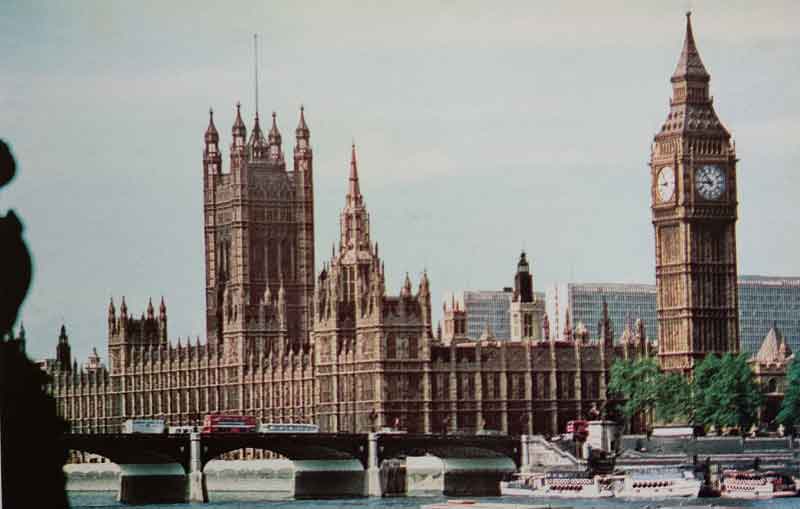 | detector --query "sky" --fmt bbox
[1,1,799,362]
